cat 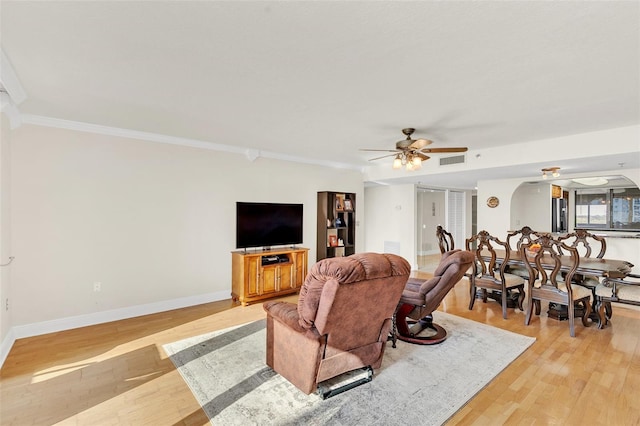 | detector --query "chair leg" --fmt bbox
[389,311,398,348]
[595,298,609,329]
[394,303,415,340]
[581,298,591,327]
[605,301,612,320]
[468,282,476,310]
[534,299,541,315]
[516,286,525,311]
[501,288,508,319]
[568,299,576,337]
[525,294,534,325]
